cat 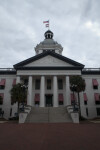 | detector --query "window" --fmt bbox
[0,99,3,105]
[0,93,4,105]
[84,101,87,105]
[92,79,98,90]
[12,79,16,86]
[47,79,51,89]
[96,108,100,116]
[58,79,63,89]
[24,79,28,85]
[83,93,88,105]
[35,79,40,89]
[0,86,5,90]
[58,94,63,105]
[0,79,6,89]
[95,101,100,105]
[86,108,88,116]
[94,93,100,105]
[34,94,40,105]
[70,93,76,105]
[93,86,98,90]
